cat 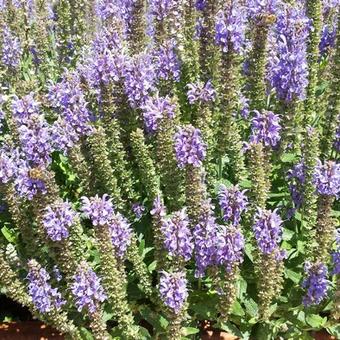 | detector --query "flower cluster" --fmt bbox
[159,271,188,314]
[132,203,145,219]
[17,114,53,166]
[319,24,337,57]
[187,80,216,104]
[154,40,180,82]
[1,26,22,69]
[47,71,93,139]
[252,208,283,255]
[302,262,329,306]
[174,125,206,168]
[72,262,107,314]
[193,204,219,278]
[81,194,132,257]
[124,53,156,108]
[332,229,340,275]
[109,212,132,258]
[141,94,176,133]
[11,94,40,123]
[150,195,166,218]
[193,201,245,277]
[149,0,176,21]
[216,225,245,272]
[0,148,17,184]
[313,160,340,197]
[215,1,247,54]
[335,122,340,152]
[218,185,248,226]
[42,201,78,242]
[287,161,306,209]
[250,110,281,148]
[81,194,115,226]
[239,94,250,119]
[268,2,309,102]
[14,165,47,200]
[161,209,193,261]
[247,0,278,20]
[82,29,126,90]
[27,260,66,313]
